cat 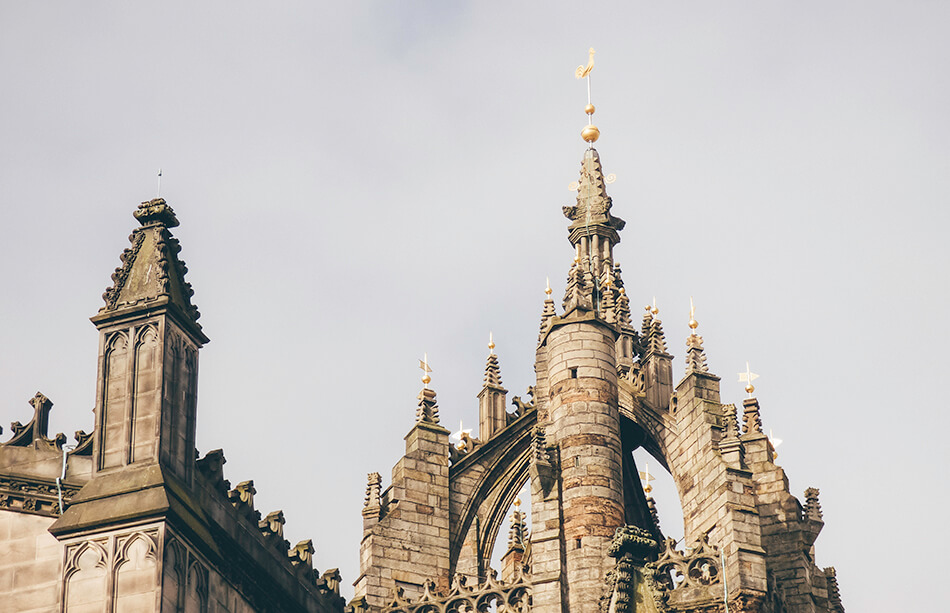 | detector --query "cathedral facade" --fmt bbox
[0,120,843,612]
